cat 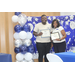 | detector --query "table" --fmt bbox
[55,52,75,62]
[0,53,12,62]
